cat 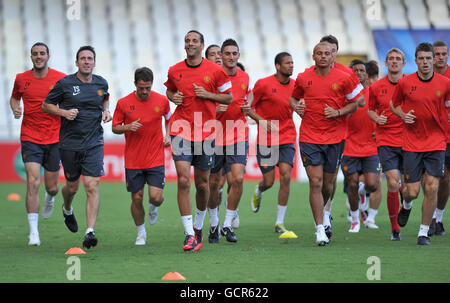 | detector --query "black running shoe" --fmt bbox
[63,207,78,233]
[391,229,401,241]
[194,228,203,250]
[428,218,437,236]
[82,232,98,249]
[397,206,411,227]
[221,226,237,243]
[208,225,220,243]
[435,222,446,236]
[325,225,333,239]
[417,235,431,245]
